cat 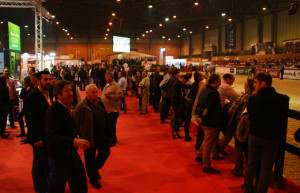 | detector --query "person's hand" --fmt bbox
[196,116,202,124]
[75,139,90,150]
[34,140,44,147]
